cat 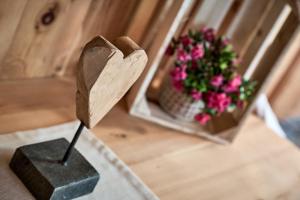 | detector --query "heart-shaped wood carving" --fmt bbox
[76,36,147,128]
